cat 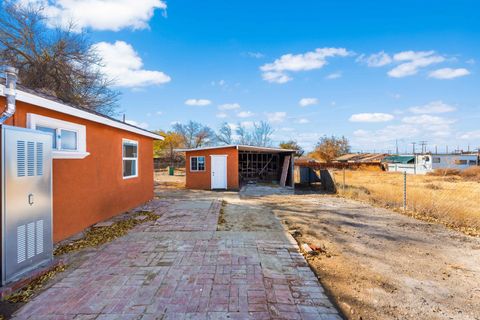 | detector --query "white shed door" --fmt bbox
[211,155,227,189]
